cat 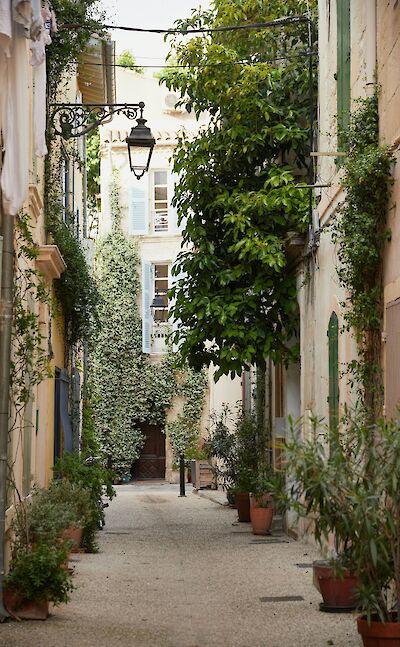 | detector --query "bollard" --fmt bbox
[179,454,186,497]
